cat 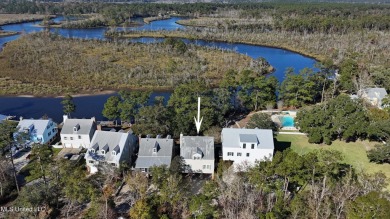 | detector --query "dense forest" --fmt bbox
[0,32,273,95]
